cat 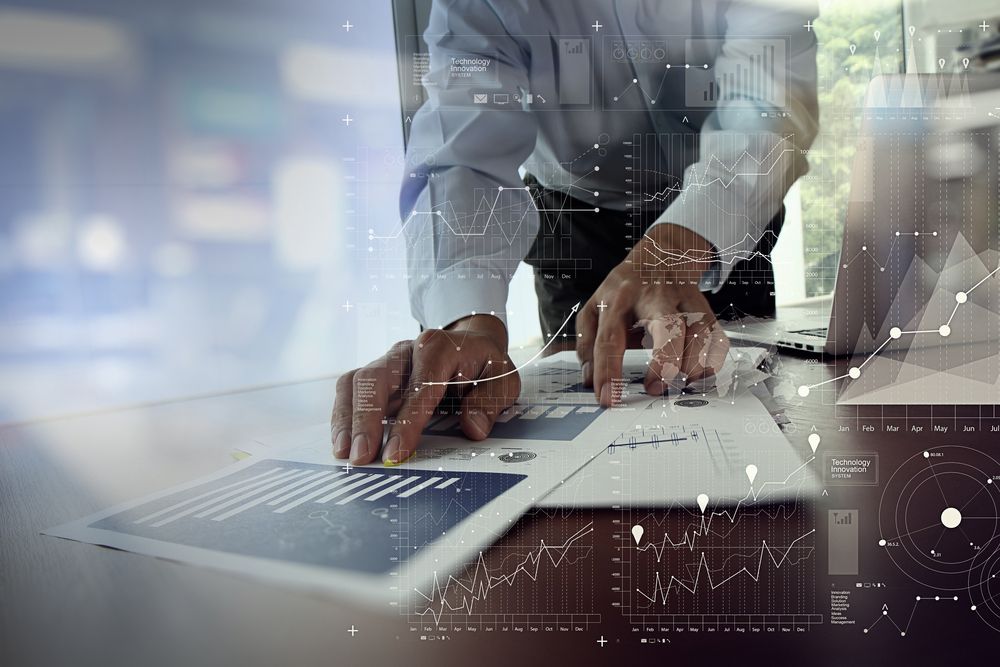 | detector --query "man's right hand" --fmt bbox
[331,314,519,466]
